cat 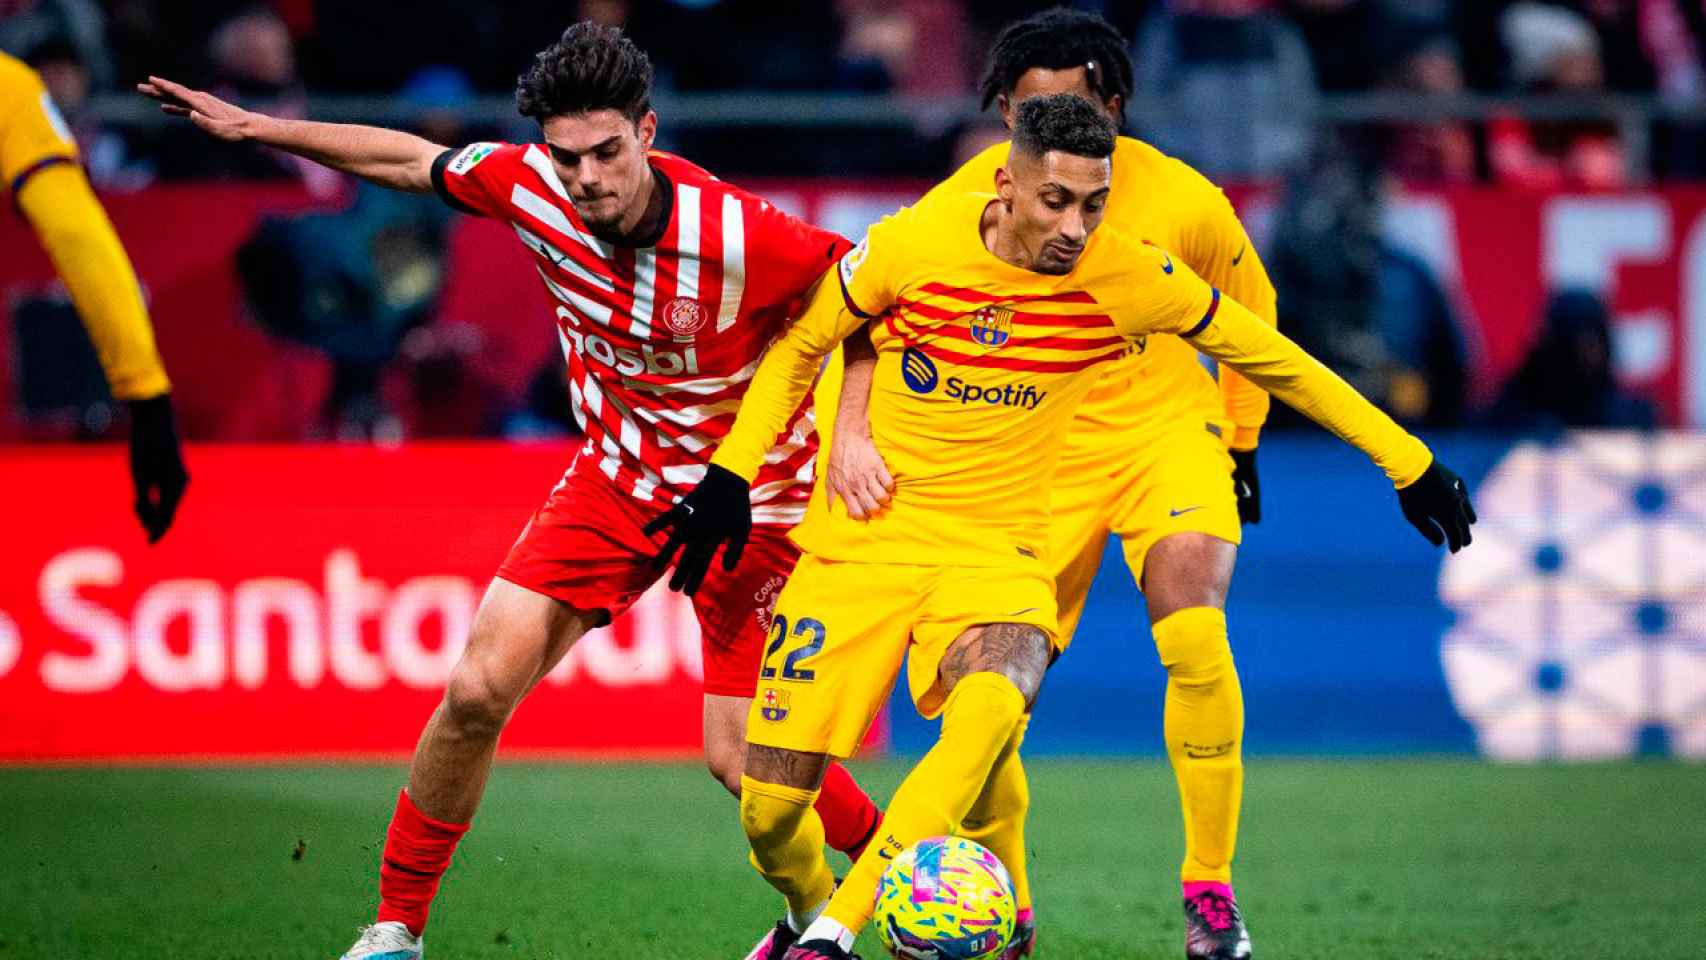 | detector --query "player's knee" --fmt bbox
[1154,607,1234,690]
[705,743,745,797]
[442,660,519,737]
[739,779,810,847]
